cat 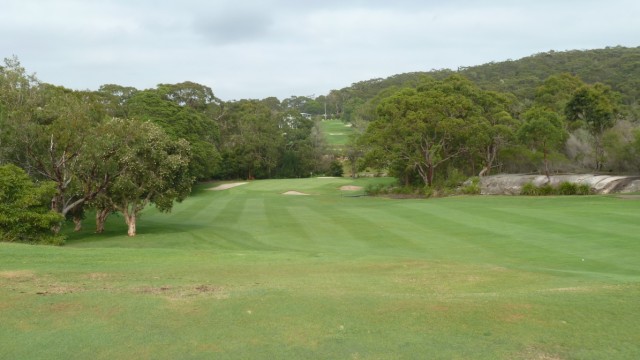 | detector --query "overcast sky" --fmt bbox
[2,1,639,100]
